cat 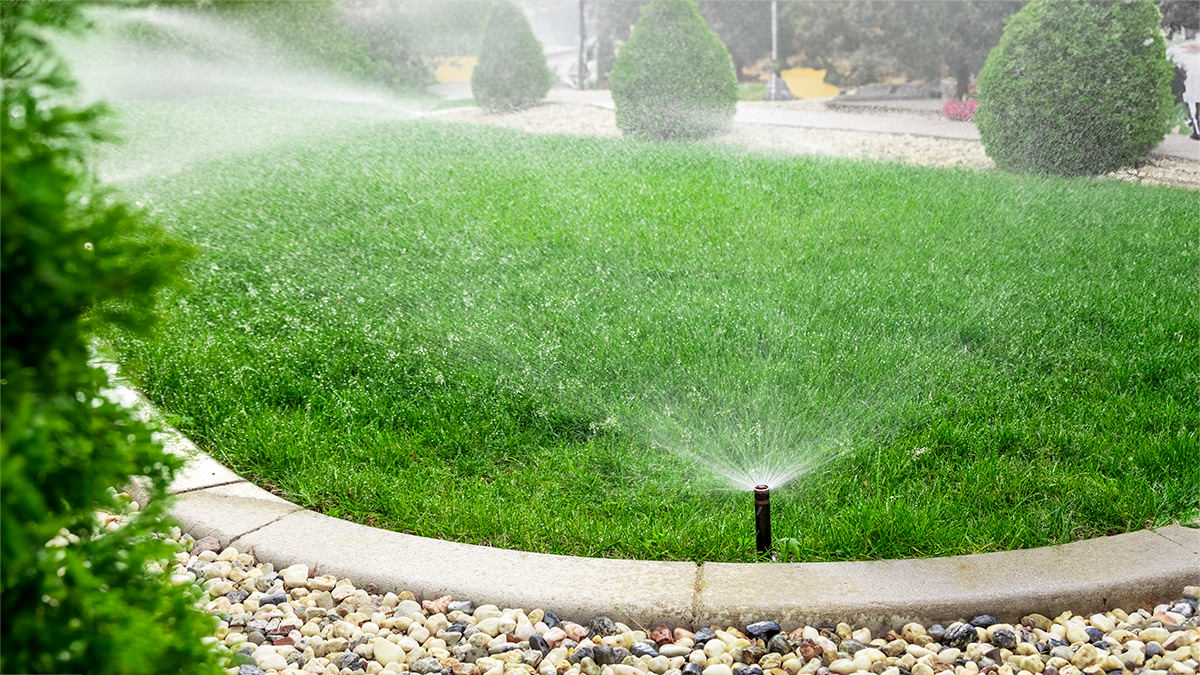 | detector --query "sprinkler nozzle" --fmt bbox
[754,484,771,555]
